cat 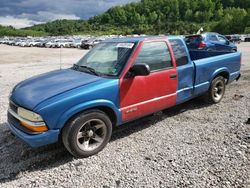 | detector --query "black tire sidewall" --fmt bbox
[63,110,112,158]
